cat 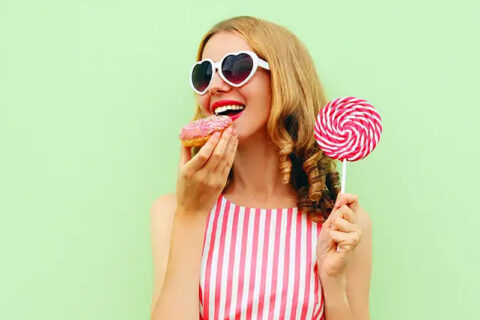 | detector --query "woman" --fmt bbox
[151,16,372,320]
